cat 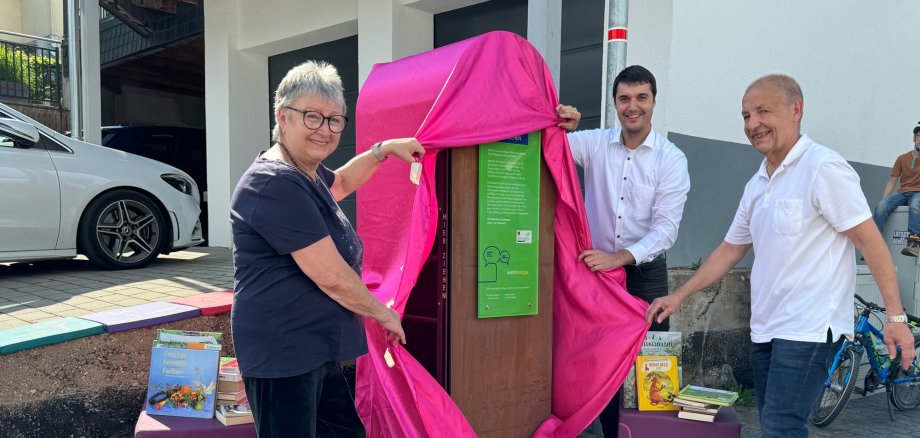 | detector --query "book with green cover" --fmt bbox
[677,385,739,406]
